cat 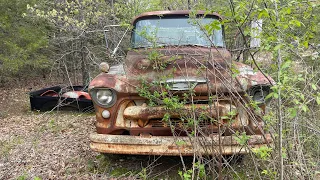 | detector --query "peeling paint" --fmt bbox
[88,10,274,155]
